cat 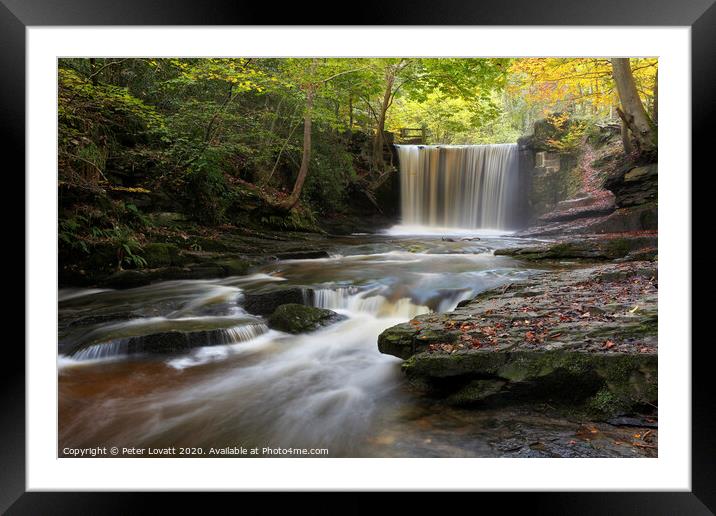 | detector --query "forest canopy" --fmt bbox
[58,56,657,265]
